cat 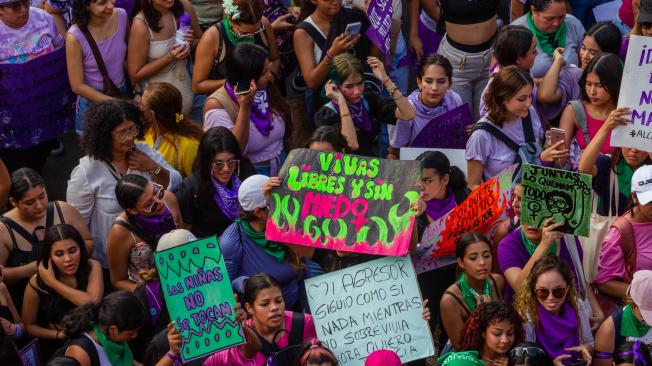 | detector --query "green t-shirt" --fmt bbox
[438,351,485,366]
